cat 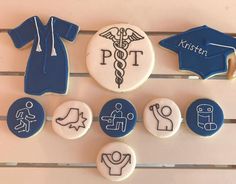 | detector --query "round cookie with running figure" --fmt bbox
[86,23,155,92]
[143,98,182,138]
[96,142,136,181]
[7,97,45,138]
[52,101,93,140]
